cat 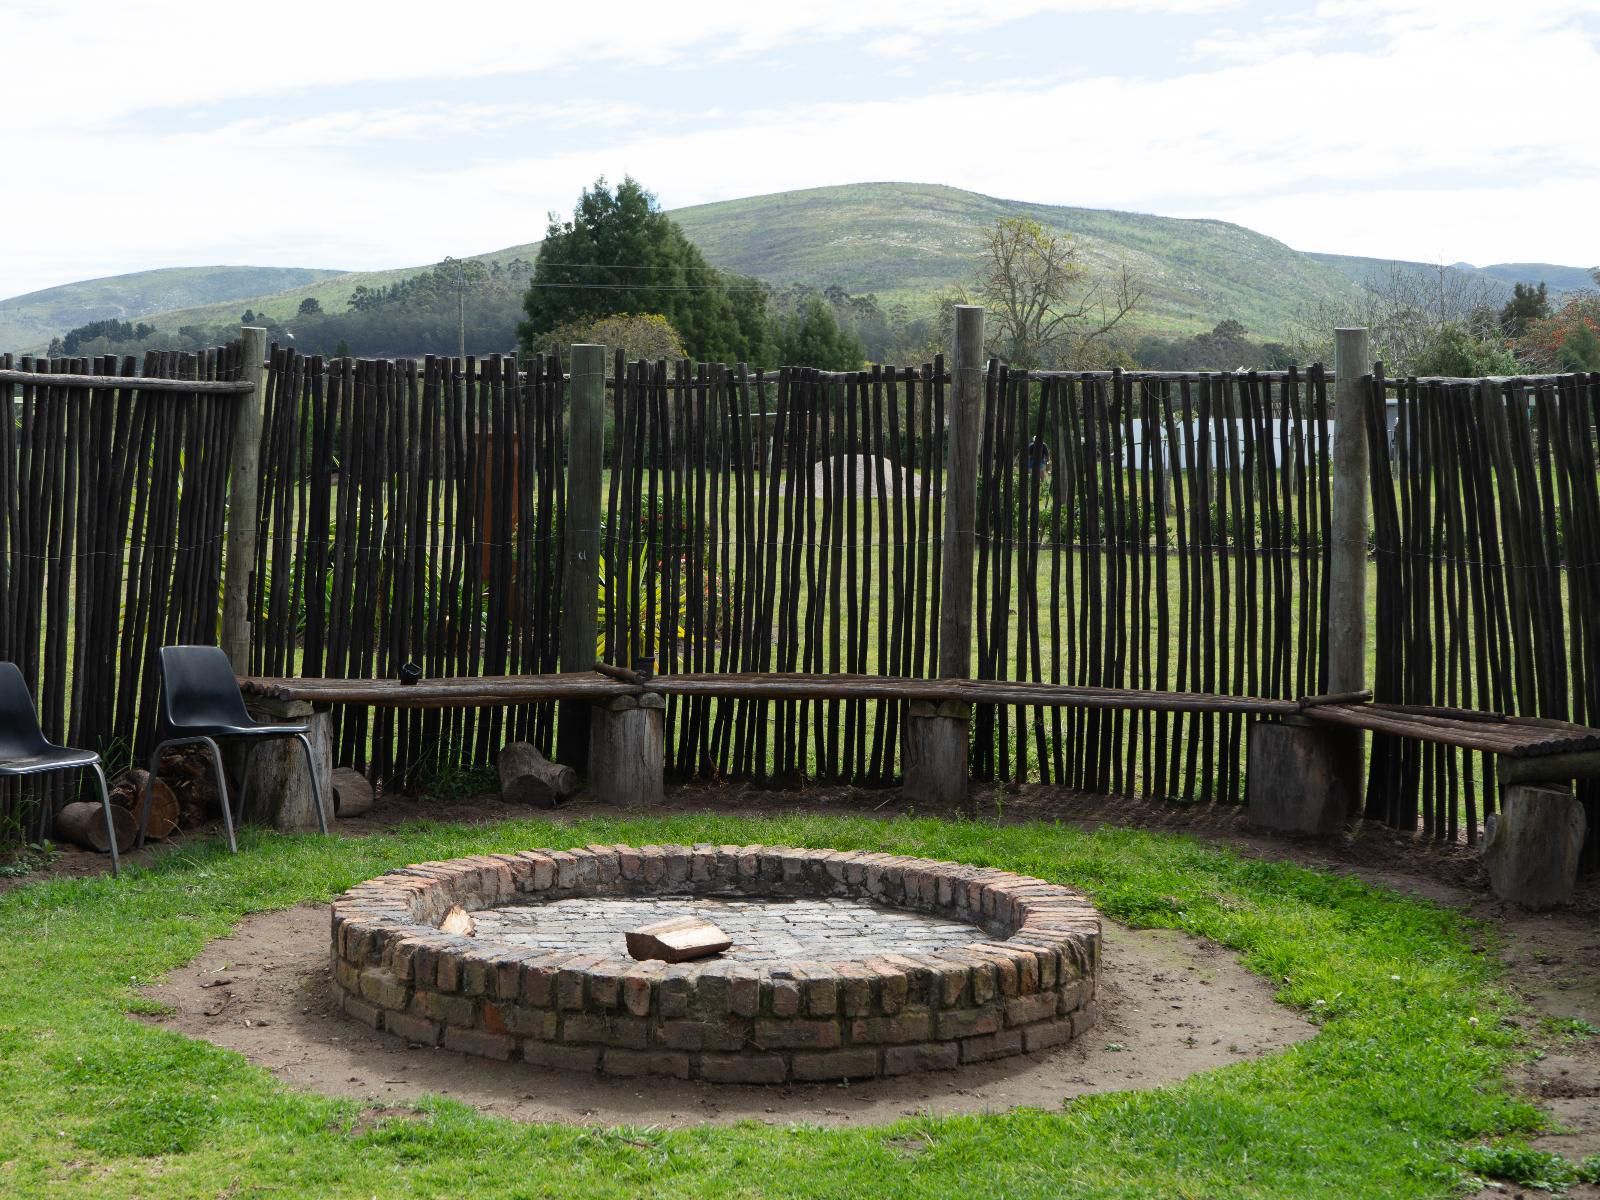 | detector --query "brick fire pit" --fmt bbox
[330,845,1101,1083]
